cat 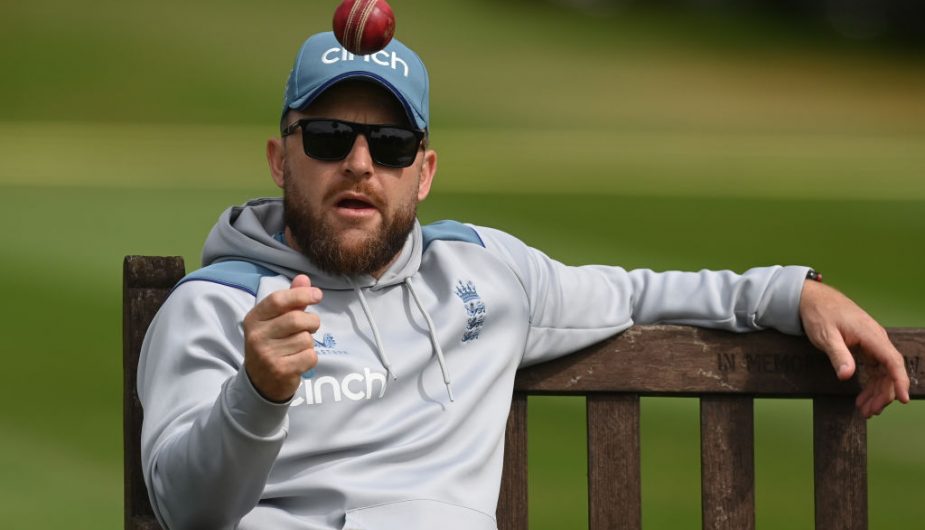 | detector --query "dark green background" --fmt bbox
[1,0,923,528]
